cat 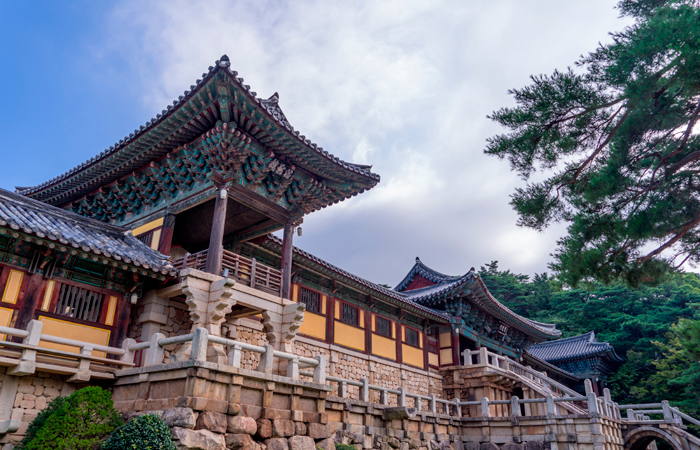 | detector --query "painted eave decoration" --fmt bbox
[0,188,177,278]
[16,55,379,222]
